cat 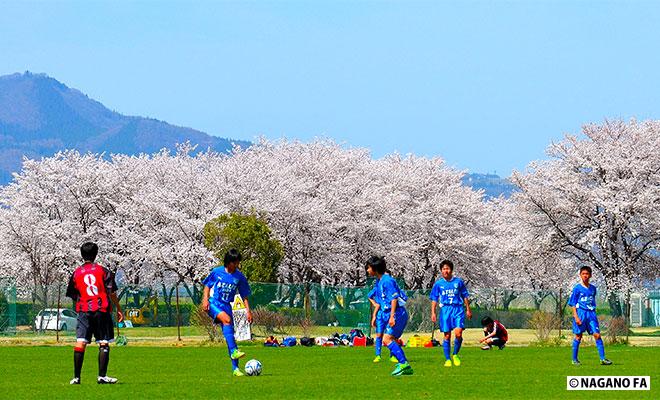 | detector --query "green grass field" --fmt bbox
[0,345,657,399]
